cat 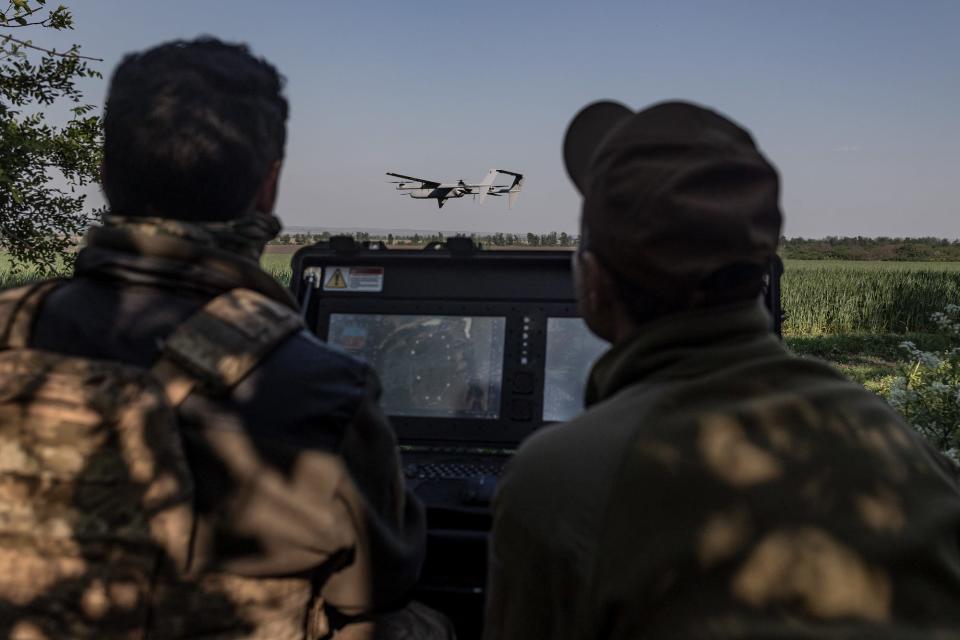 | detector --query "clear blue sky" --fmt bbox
[49,0,960,237]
